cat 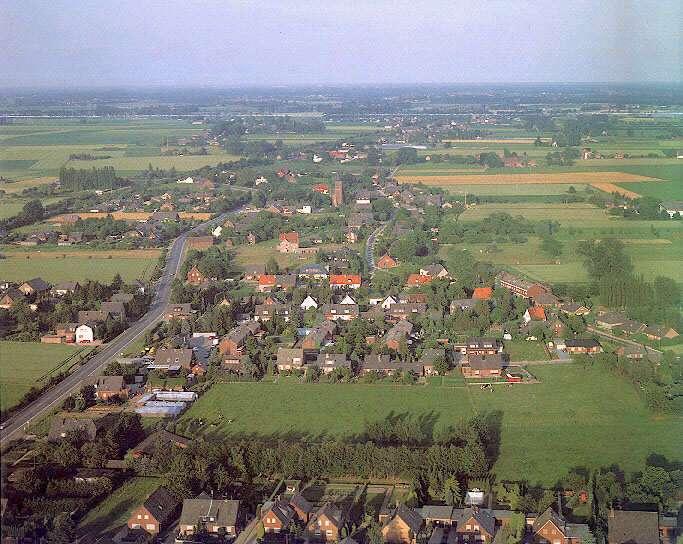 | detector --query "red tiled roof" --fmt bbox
[528,305,546,321]
[330,274,361,286]
[473,287,493,300]
[406,274,432,286]
[279,232,299,243]
[259,275,277,286]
